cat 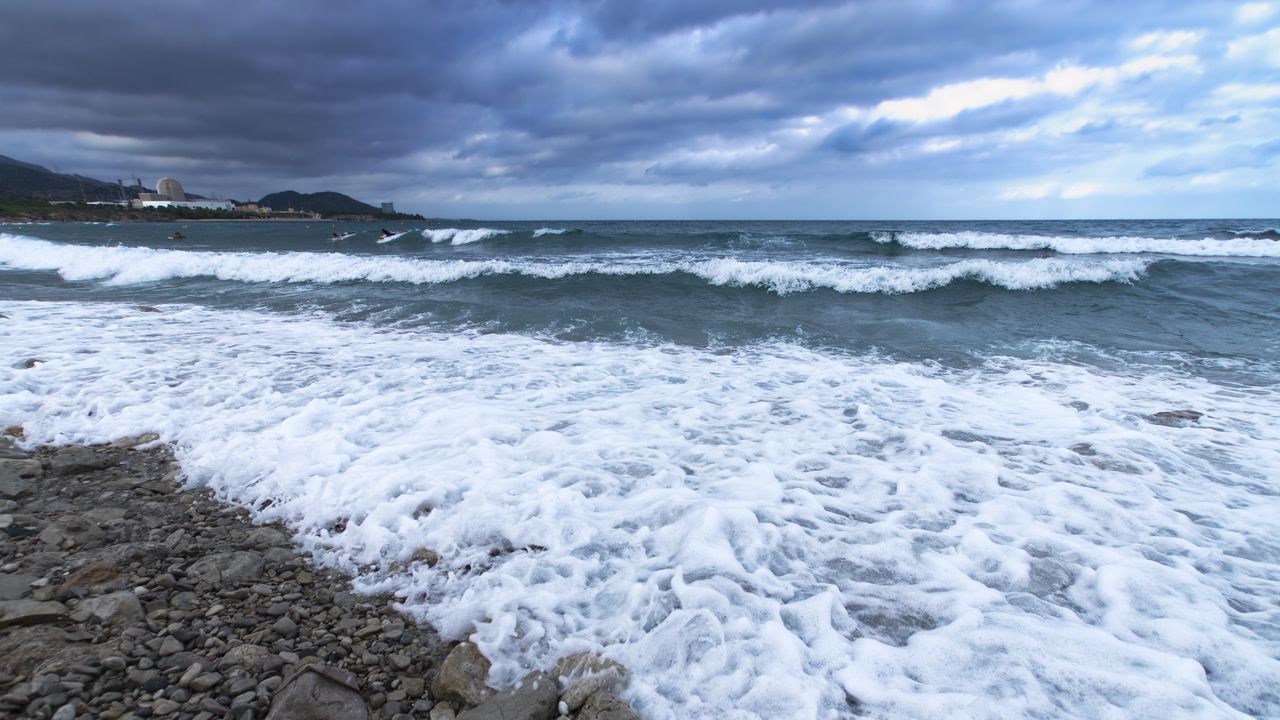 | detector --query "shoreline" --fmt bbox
[0,436,636,720]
